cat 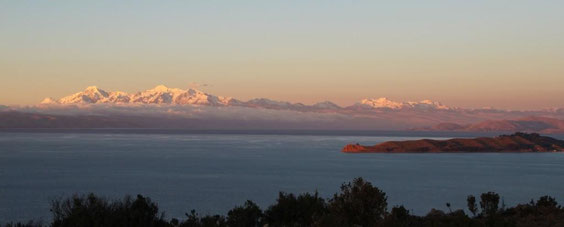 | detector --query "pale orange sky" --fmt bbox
[1,1,563,110]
